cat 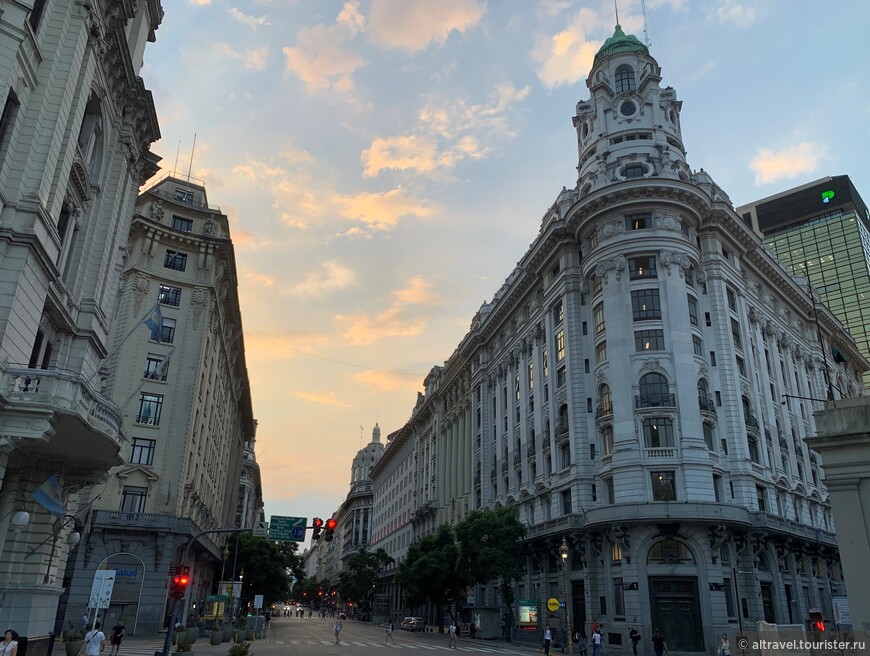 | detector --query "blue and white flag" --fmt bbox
[32,474,67,516]
[144,304,163,342]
